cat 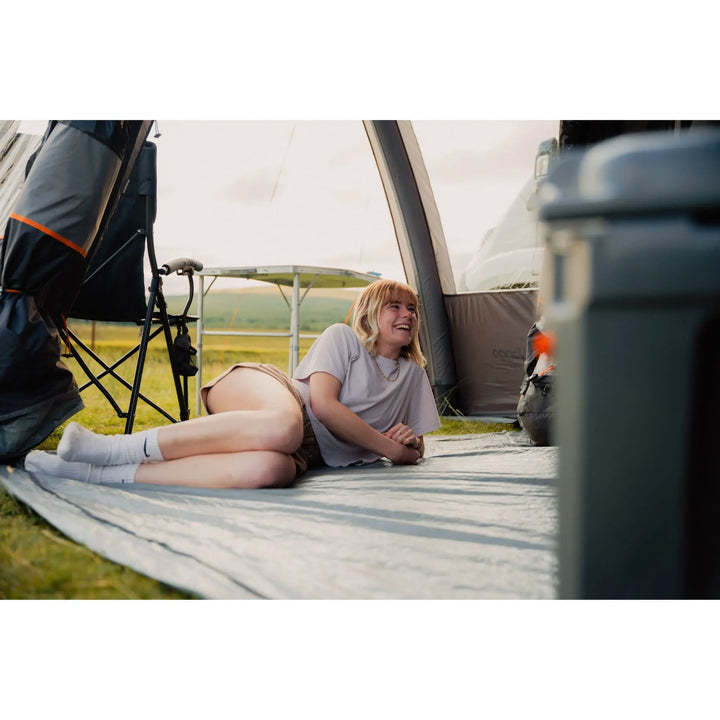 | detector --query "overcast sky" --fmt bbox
[20,119,559,292]
[153,120,557,285]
